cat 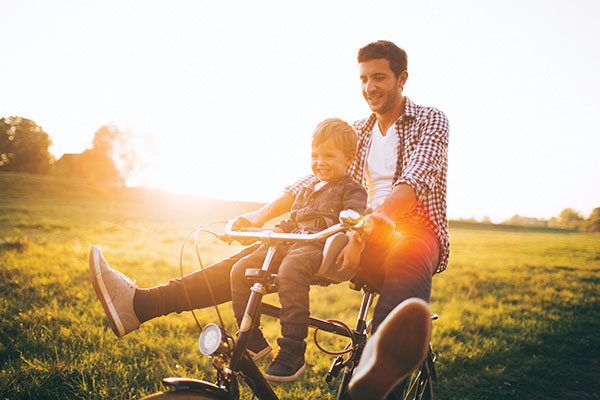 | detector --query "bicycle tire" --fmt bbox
[140,391,223,400]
